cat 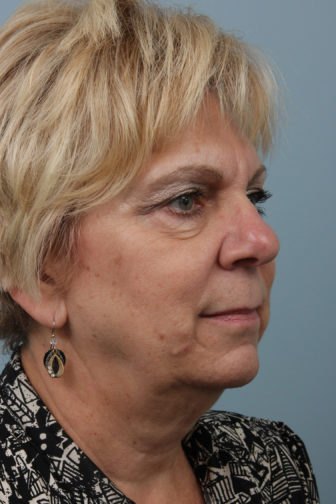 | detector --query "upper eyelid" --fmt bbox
[168,189,205,204]
[246,172,268,191]
[247,175,267,194]
[137,185,207,215]
[246,187,265,194]
[150,184,210,203]
[248,165,267,186]
[137,174,268,214]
